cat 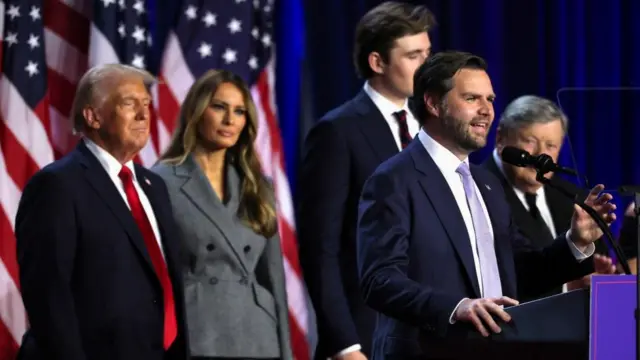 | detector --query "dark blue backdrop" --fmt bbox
[147,0,640,234]
[305,0,640,236]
